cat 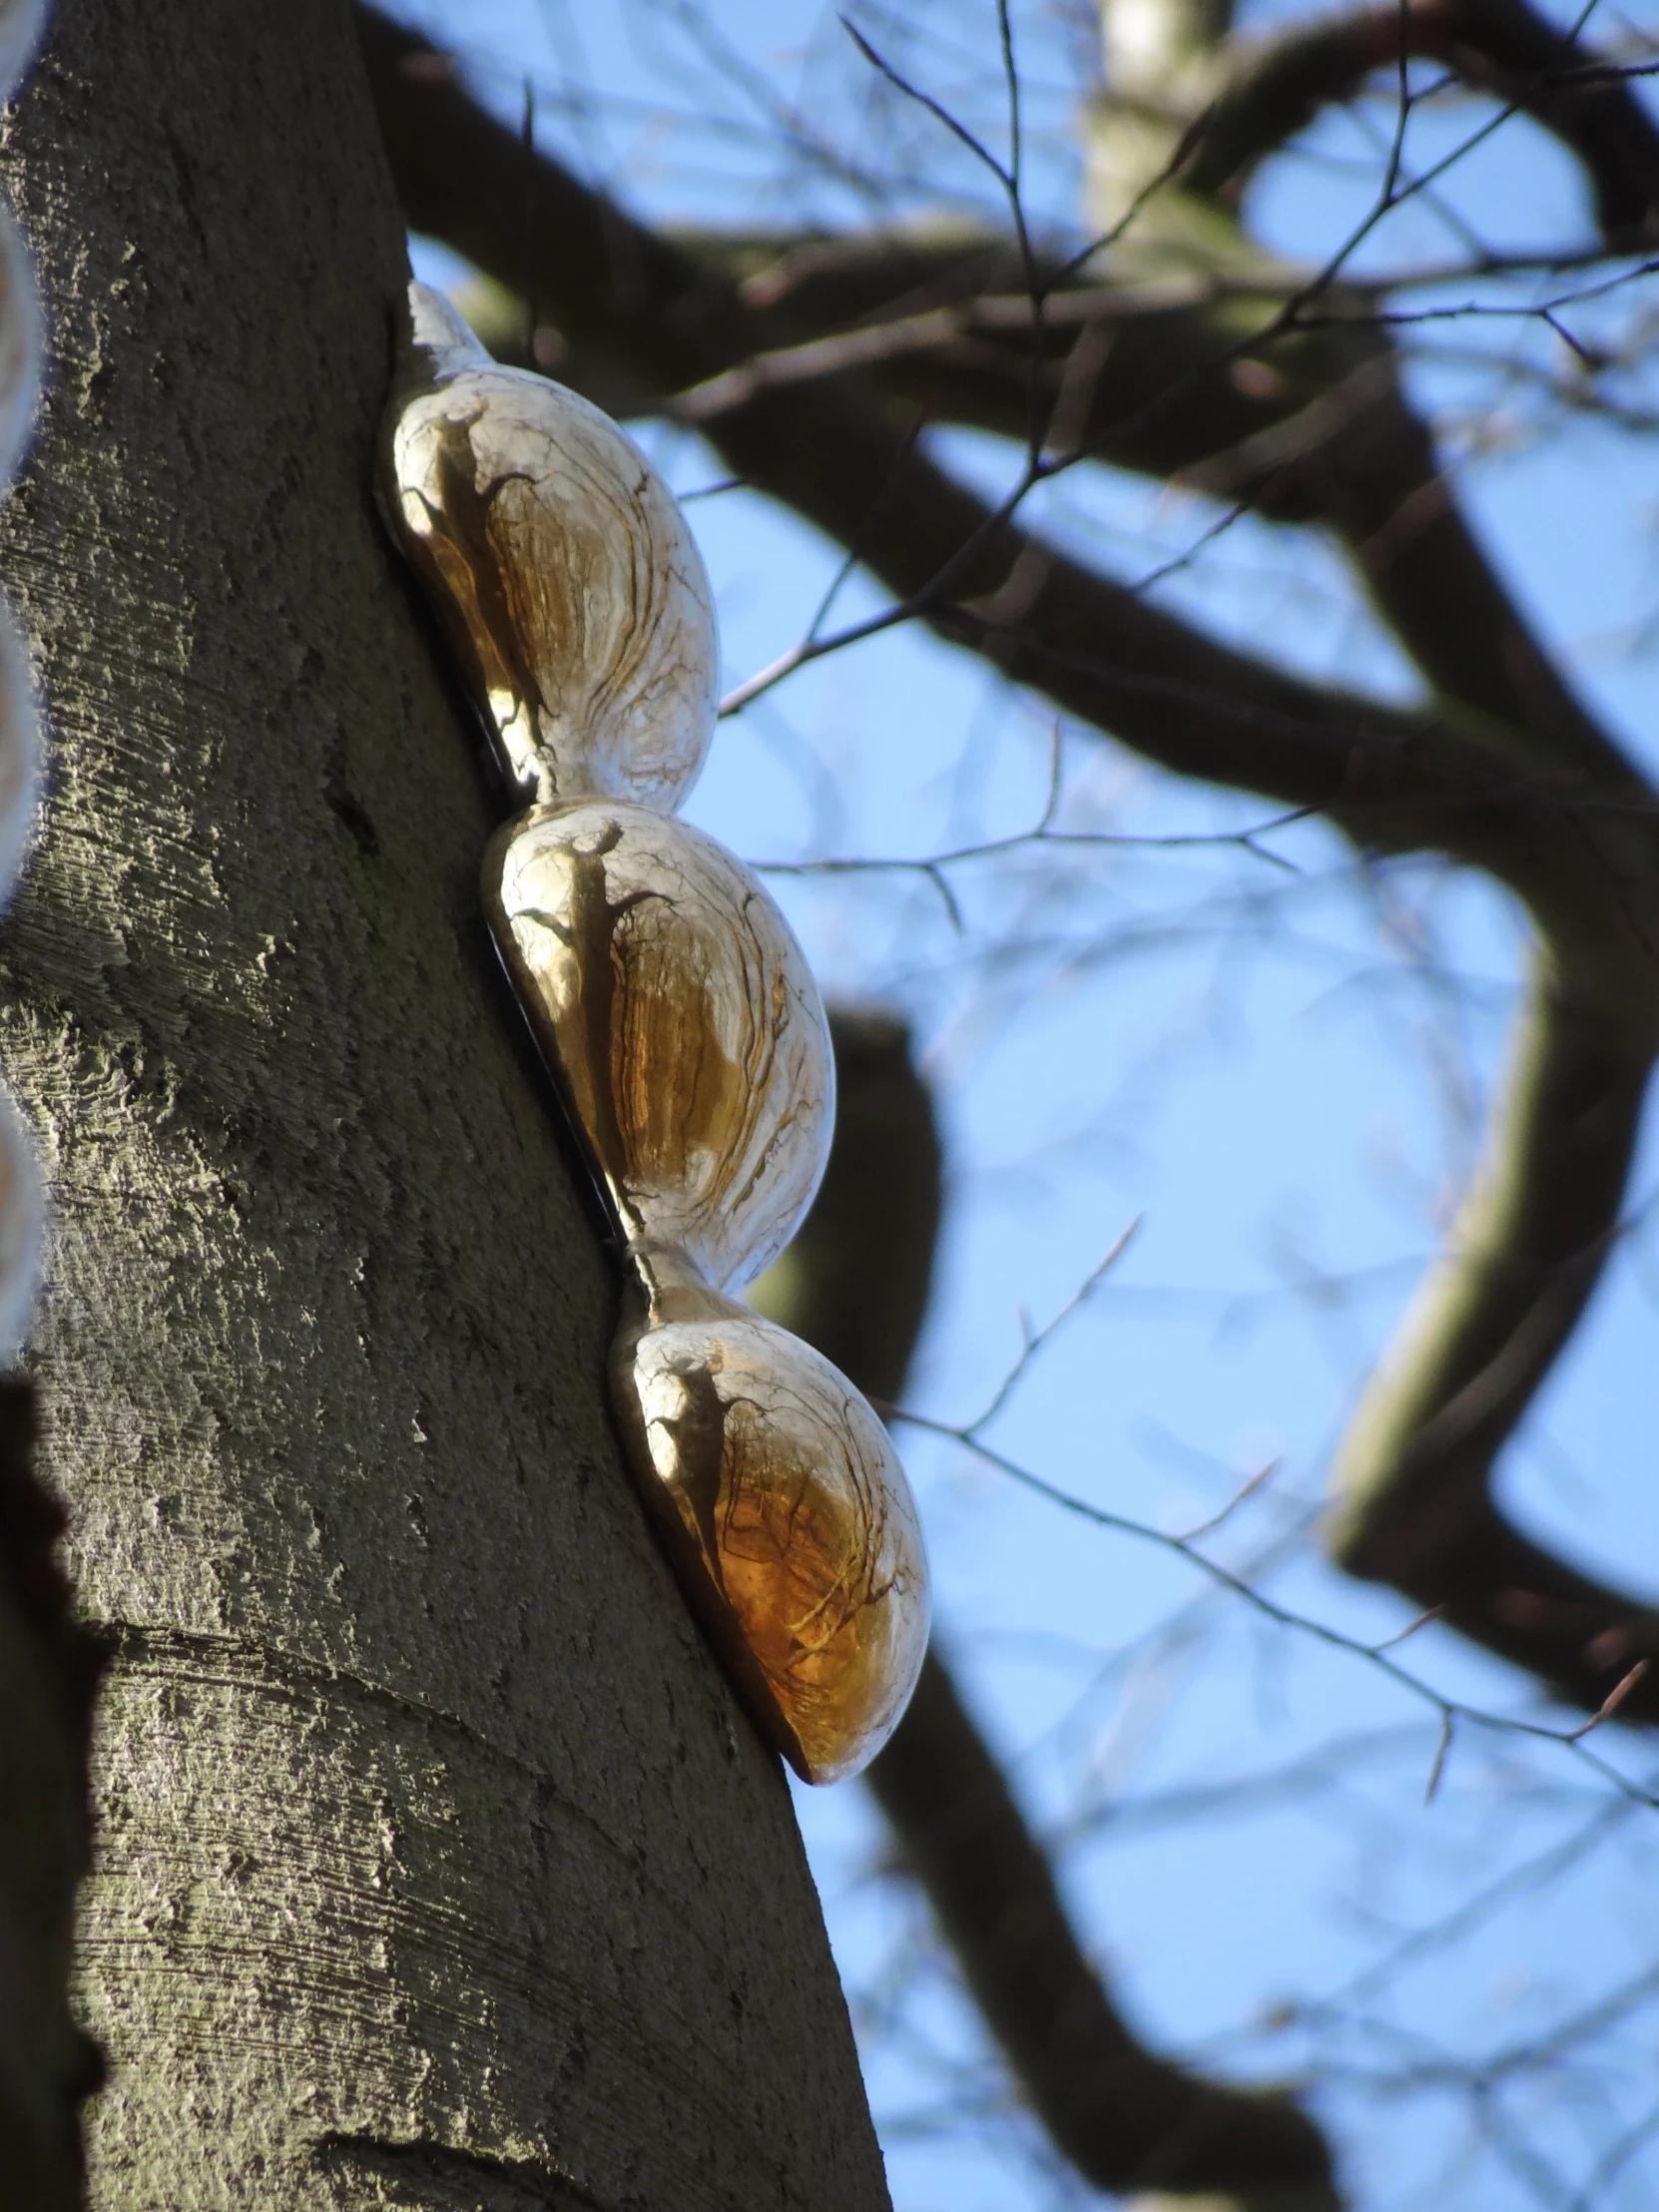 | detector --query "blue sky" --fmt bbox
[396,3,1659,2202]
